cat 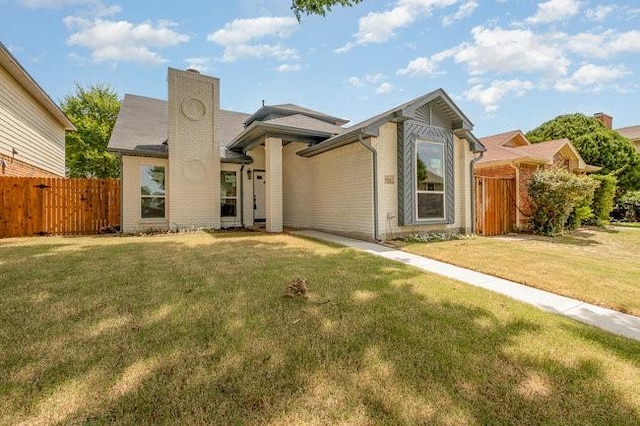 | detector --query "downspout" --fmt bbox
[118,153,123,232]
[240,161,245,229]
[470,150,484,234]
[358,132,380,242]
